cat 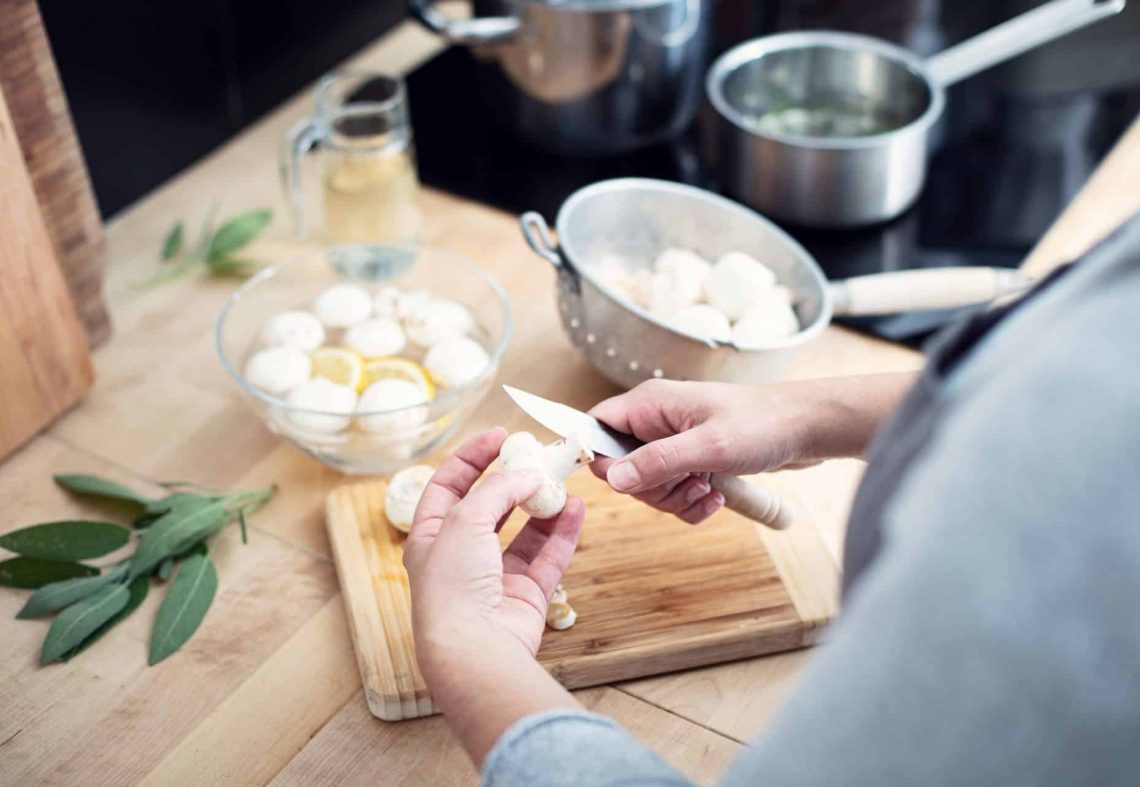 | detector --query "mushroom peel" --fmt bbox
[313,283,373,328]
[344,317,406,358]
[260,310,325,352]
[384,464,435,534]
[497,430,594,519]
